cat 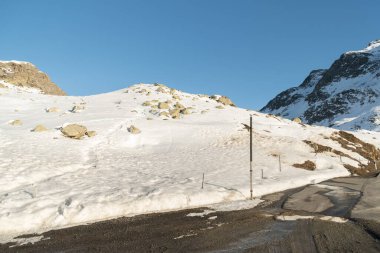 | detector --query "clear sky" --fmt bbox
[1,0,379,109]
